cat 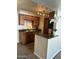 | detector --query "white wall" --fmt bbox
[55,10,61,36]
